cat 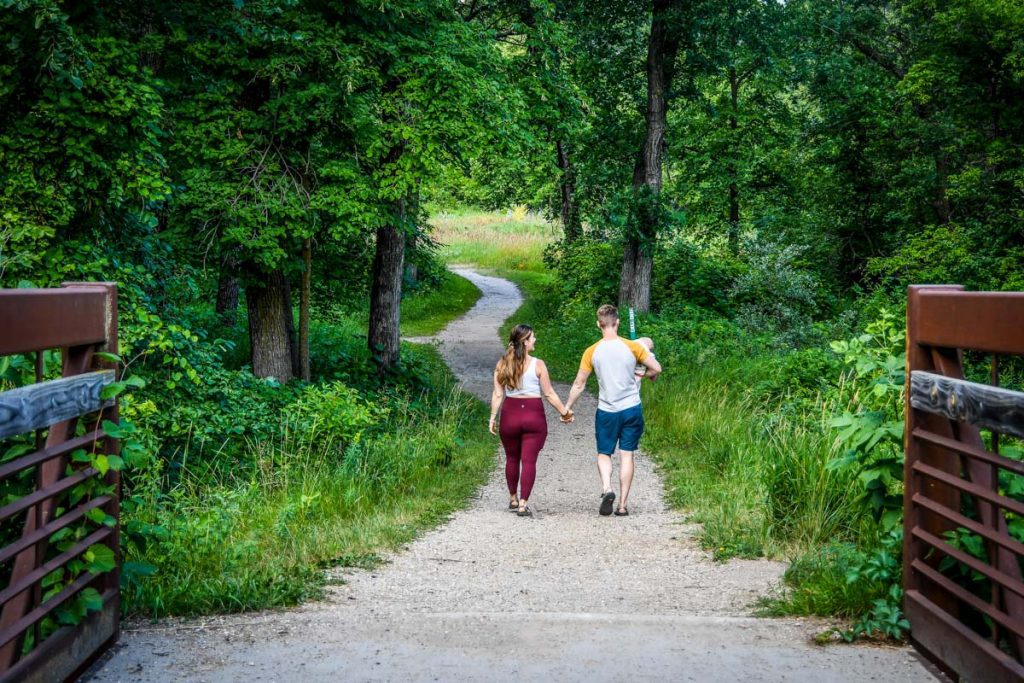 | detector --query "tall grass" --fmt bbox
[642,360,864,560]
[431,208,556,272]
